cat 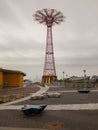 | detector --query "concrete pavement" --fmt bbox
[0,86,98,130]
[1,87,98,110]
[0,85,49,130]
